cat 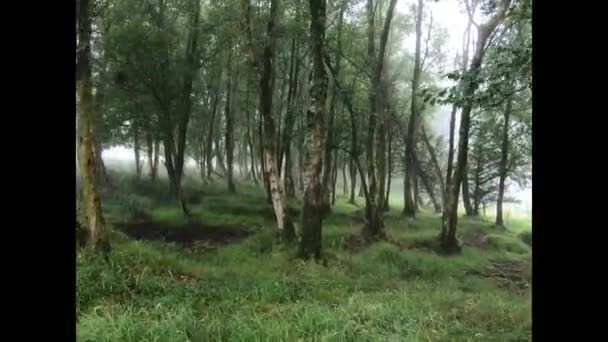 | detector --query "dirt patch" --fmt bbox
[115,221,252,248]
[465,258,531,290]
